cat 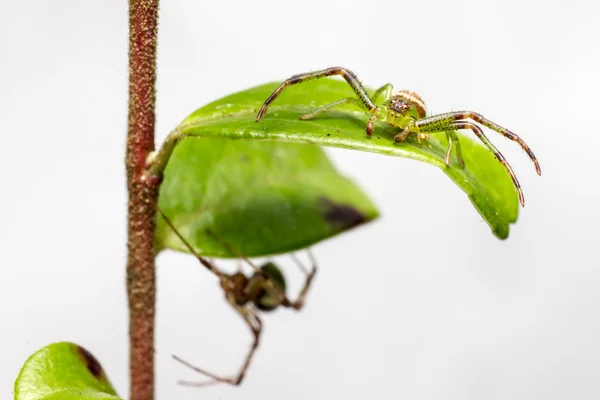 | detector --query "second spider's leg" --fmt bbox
[174,304,262,387]
[445,131,465,168]
[153,198,226,279]
[423,121,525,205]
[299,98,368,120]
[256,67,377,121]
[415,111,541,175]
[285,251,318,310]
[371,83,393,103]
